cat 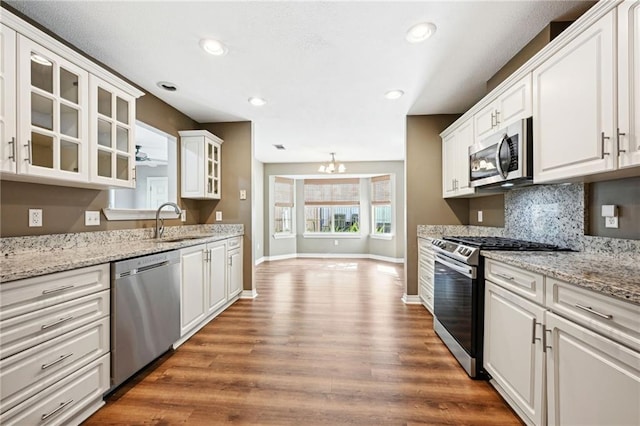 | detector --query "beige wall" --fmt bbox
[199,122,254,292]
[405,115,468,296]
[0,93,201,237]
[469,195,505,227]
[588,177,640,240]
